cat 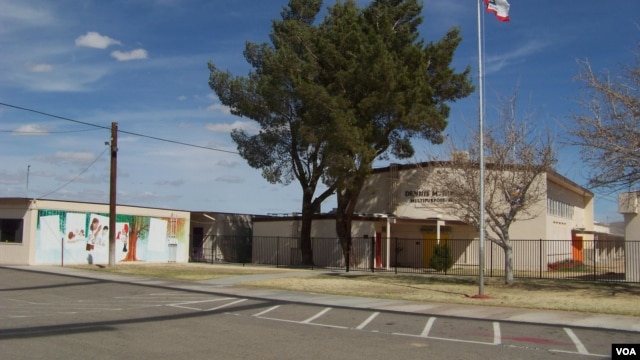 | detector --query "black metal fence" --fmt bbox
[191,235,639,283]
